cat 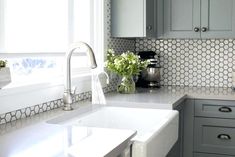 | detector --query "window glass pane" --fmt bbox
[73,0,93,46]
[0,0,103,87]
[5,57,63,86]
[4,56,90,86]
[4,0,68,52]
